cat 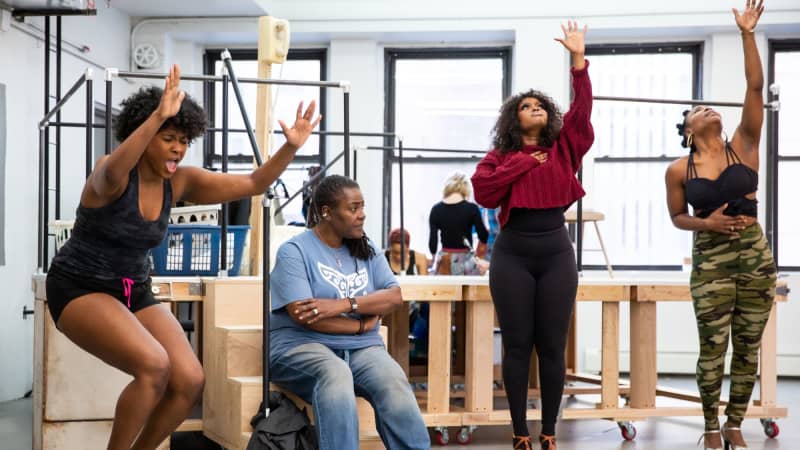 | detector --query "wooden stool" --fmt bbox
[564,209,613,277]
